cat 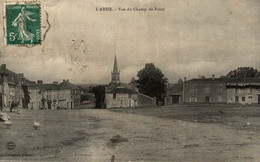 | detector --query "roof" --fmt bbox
[112,55,119,73]
[39,84,61,90]
[60,80,80,90]
[185,77,260,84]
[23,79,38,87]
[227,78,260,84]
[185,78,228,84]
[0,65,20,85]
[106,87,137,94]
[106,82,138,94]
[227,84,260,89]
[167,83,183,94]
